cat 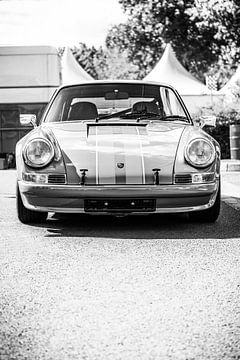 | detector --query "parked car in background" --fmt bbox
[16,80,220,224]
